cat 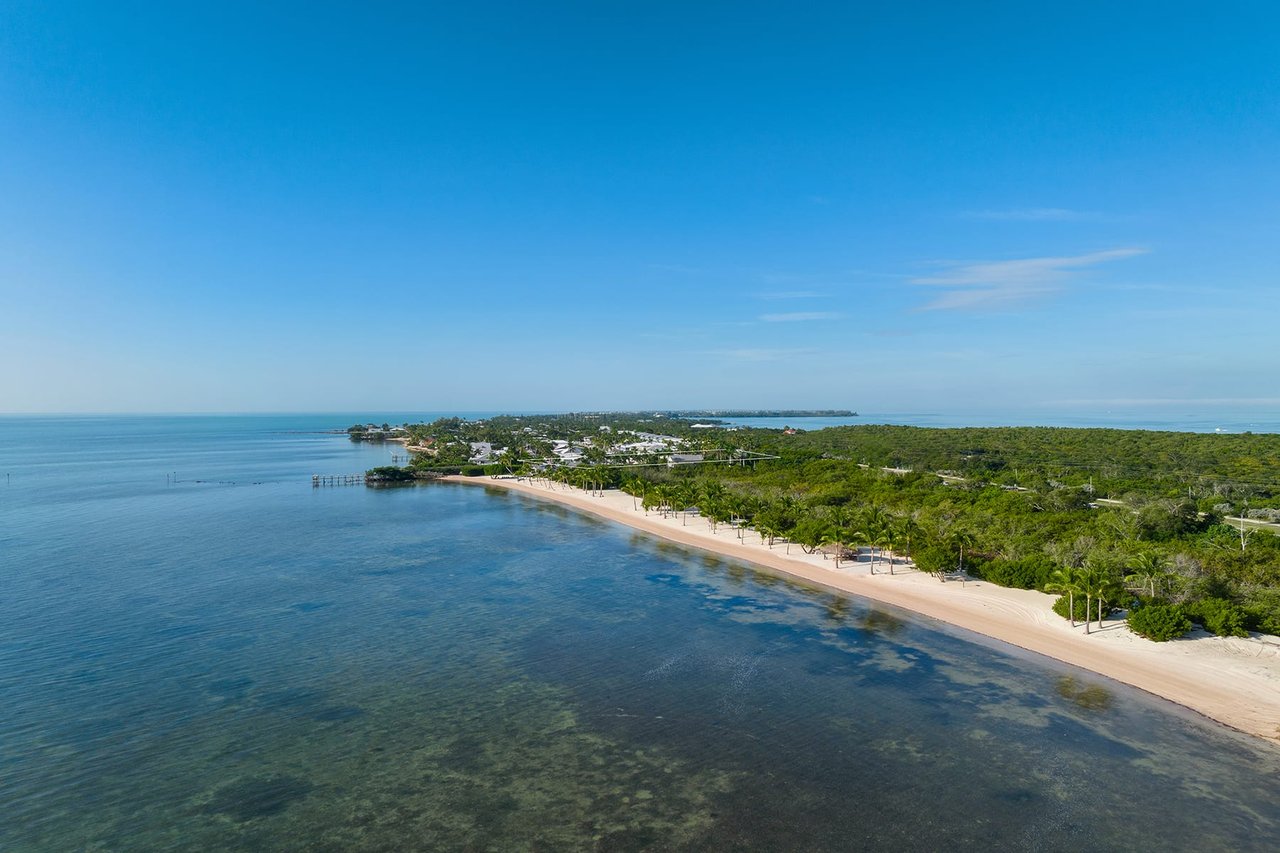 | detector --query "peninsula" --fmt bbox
[373,412,1280,742]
